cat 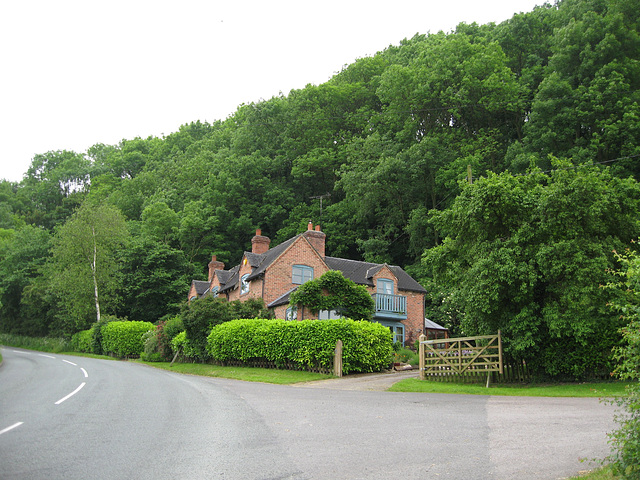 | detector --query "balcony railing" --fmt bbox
[373,293,407,319]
